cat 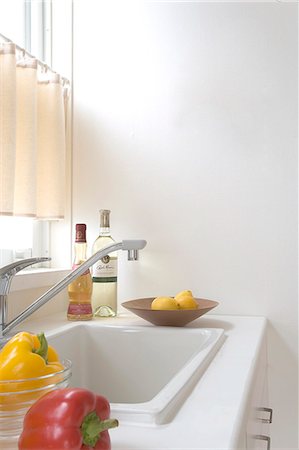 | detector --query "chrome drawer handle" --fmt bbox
[257,407,273,423]
[254,434,271,450]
